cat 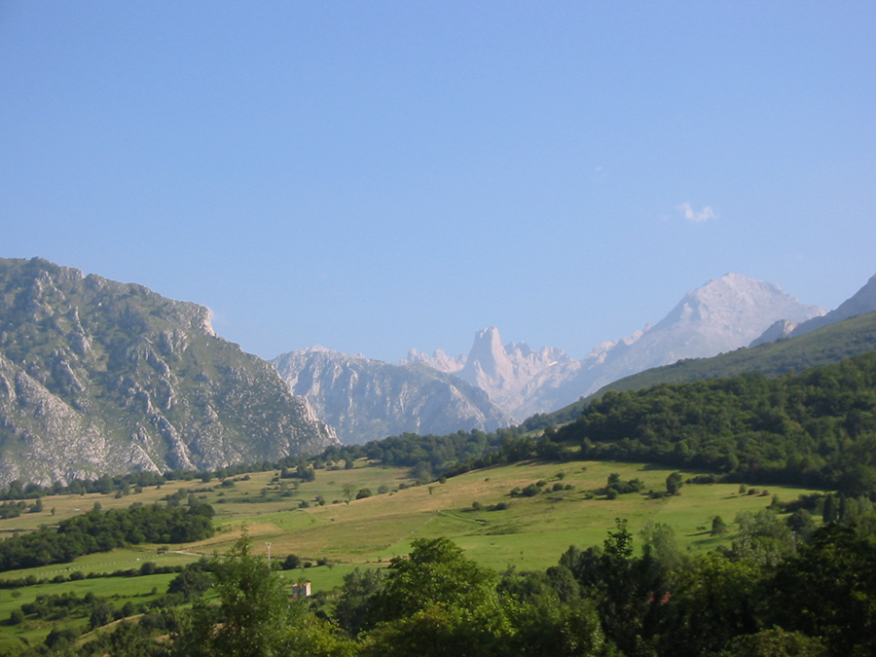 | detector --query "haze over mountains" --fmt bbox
[401,273,825,419]
[3,255,873,483]
[271,347,513,444]
[0,258,337,486]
